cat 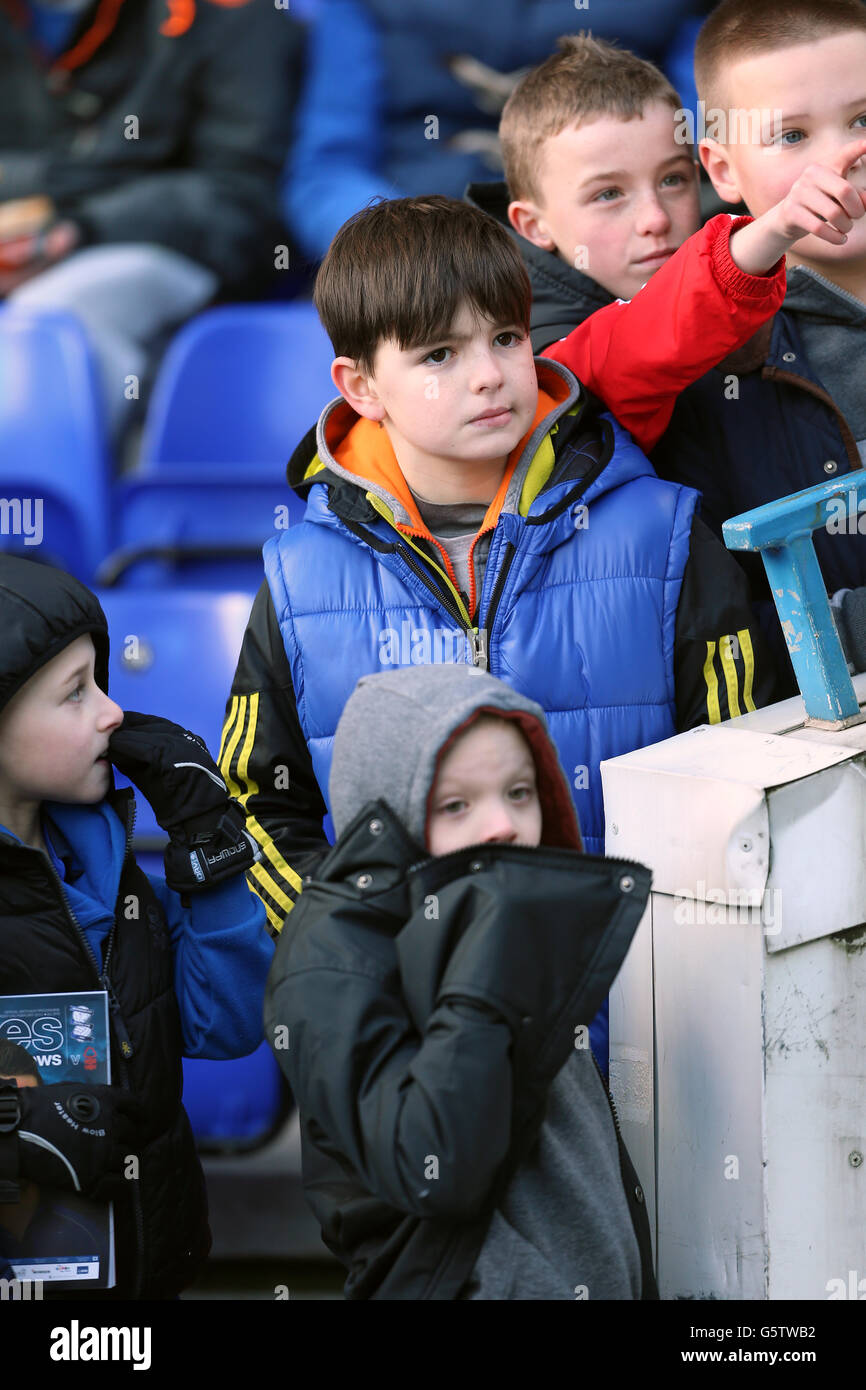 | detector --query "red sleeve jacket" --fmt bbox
[542,213,787,455]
